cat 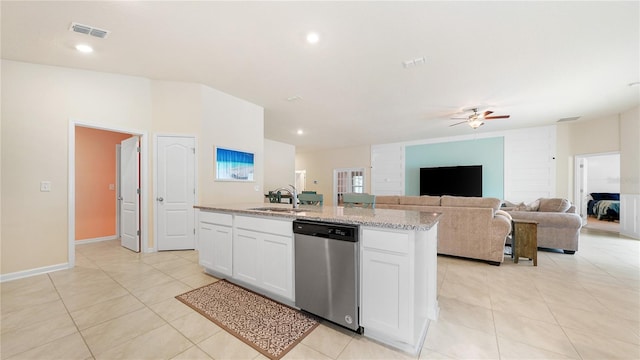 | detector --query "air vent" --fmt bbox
[69,22,110,39]
[557,116,581,123]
